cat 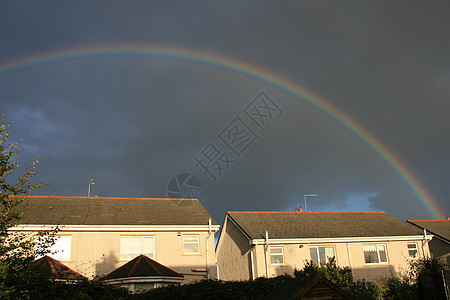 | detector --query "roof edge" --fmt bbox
[11,224,220,232]
[407,219,450,222]
[251,235,430,244]
[407,221,450,244]
[226,213,252,241]
[227,211,386,214]
[16,195,199,201]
